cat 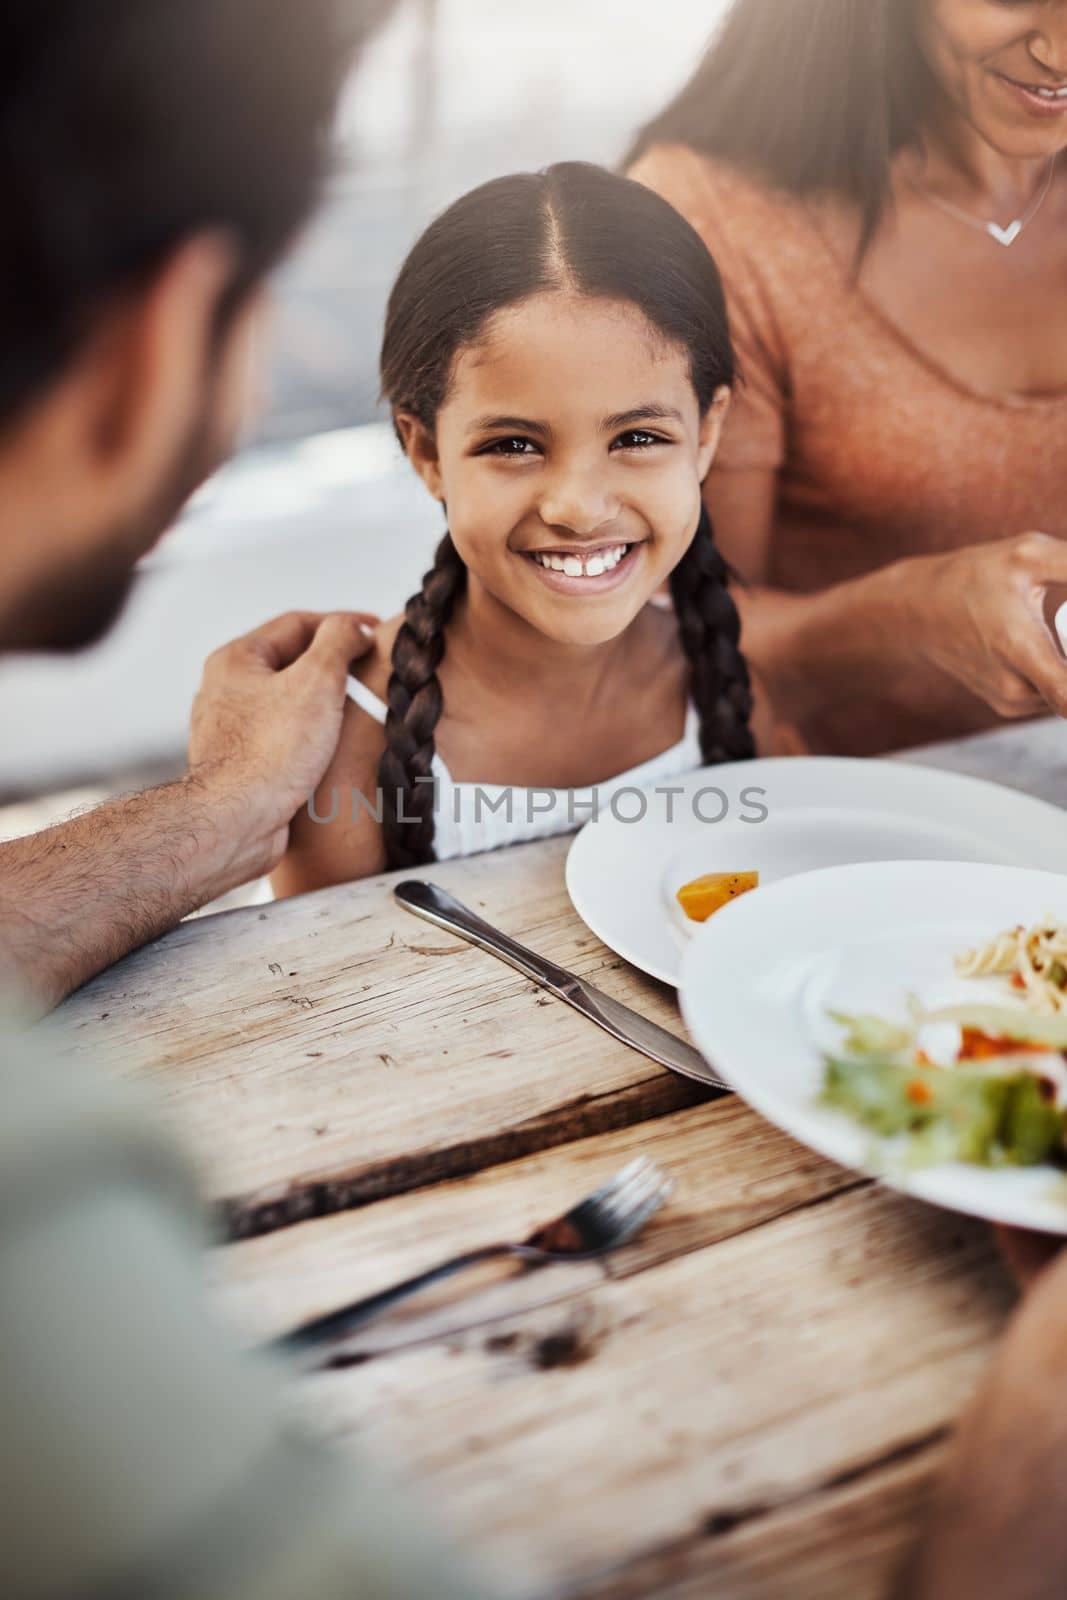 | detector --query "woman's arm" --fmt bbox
[709,466,921,726]
[709,469,1067,730]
